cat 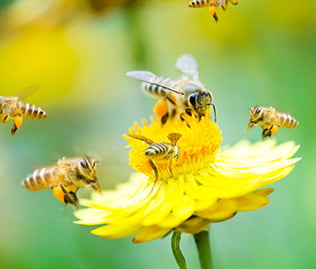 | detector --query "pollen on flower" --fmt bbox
[124,114,222,180]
